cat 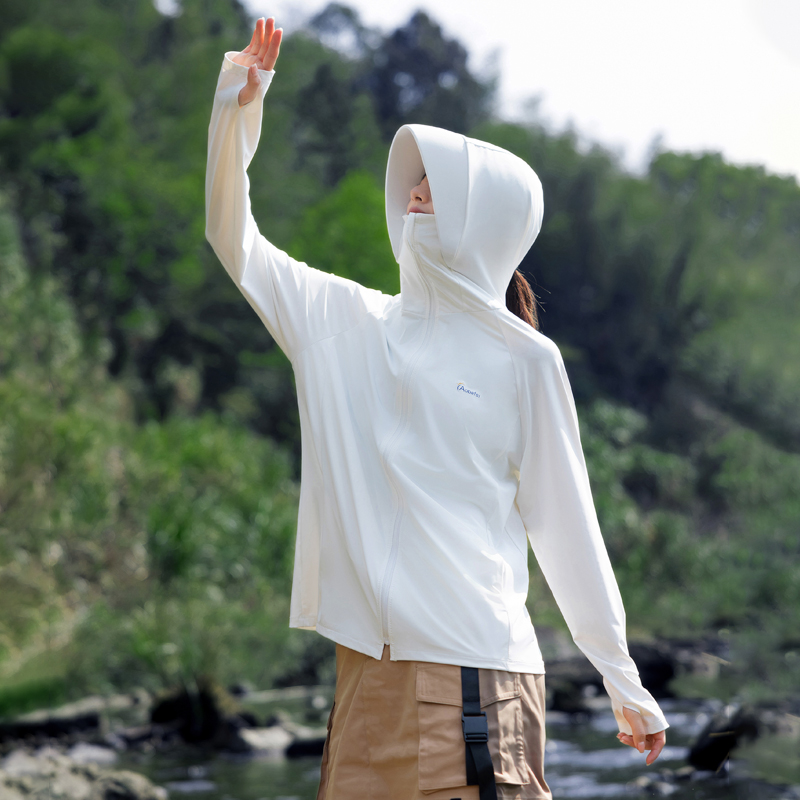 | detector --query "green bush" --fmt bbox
[0,190,303,705]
